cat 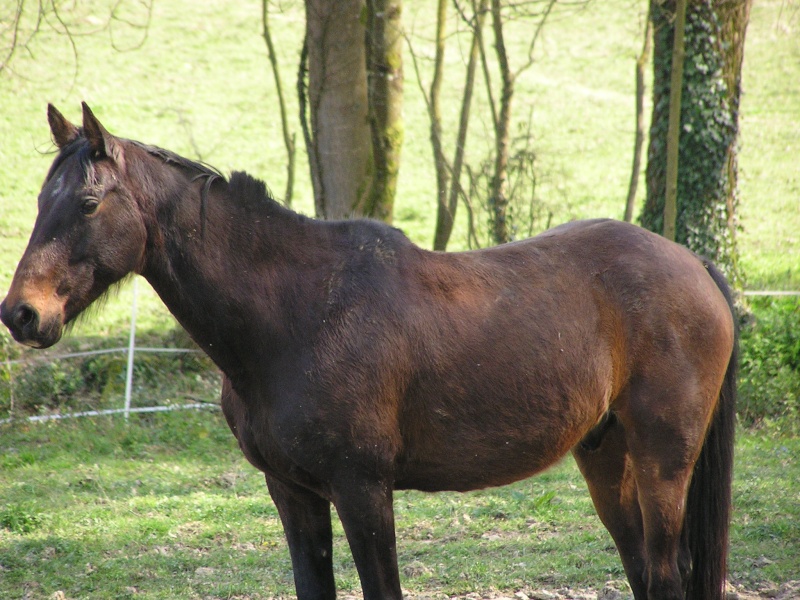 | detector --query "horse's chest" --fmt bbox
[221,383,341,494]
